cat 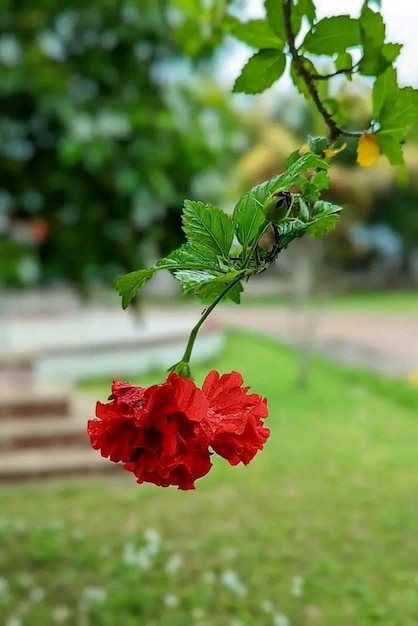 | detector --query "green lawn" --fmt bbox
[236,290,418,313]
[2,331,418,626]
